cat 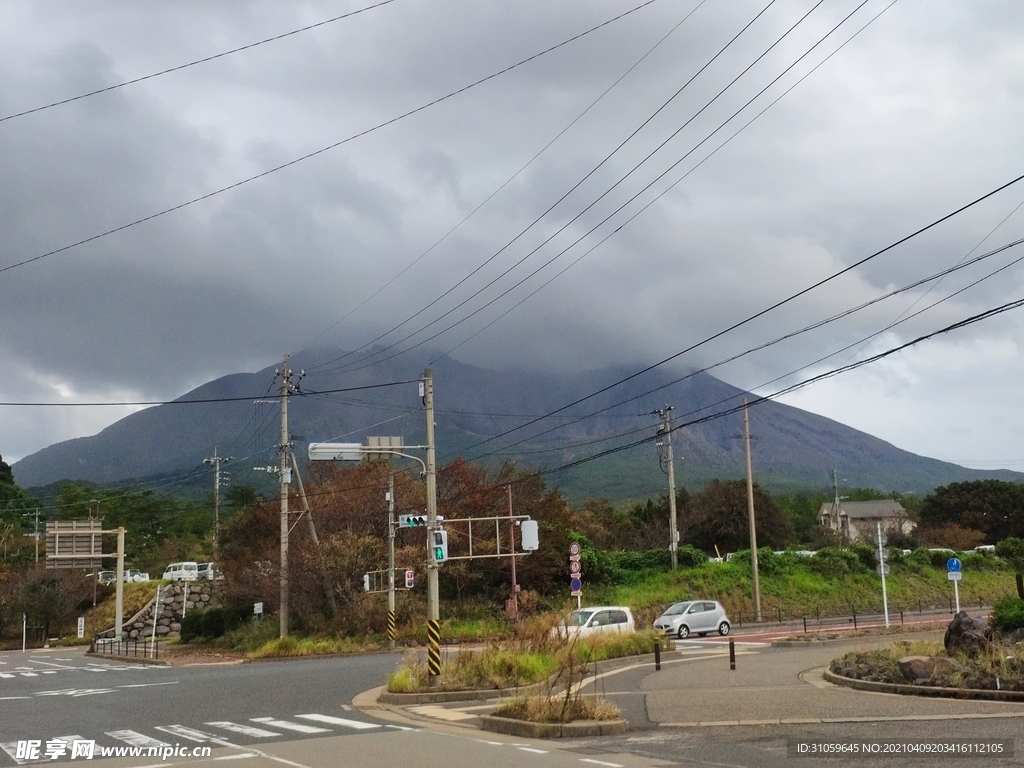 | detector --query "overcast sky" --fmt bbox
[3,0,1024,476]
